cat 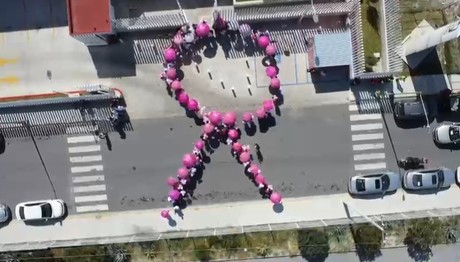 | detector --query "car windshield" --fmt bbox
[438,170,444,185]
[356,179,366,192]
[19,206,25,220]
[449,126,460,141]
[412,174,423,187]
[431,175,437,185]
[41,203,53,218]
[381,175,390,190]
[374,179,381,189]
